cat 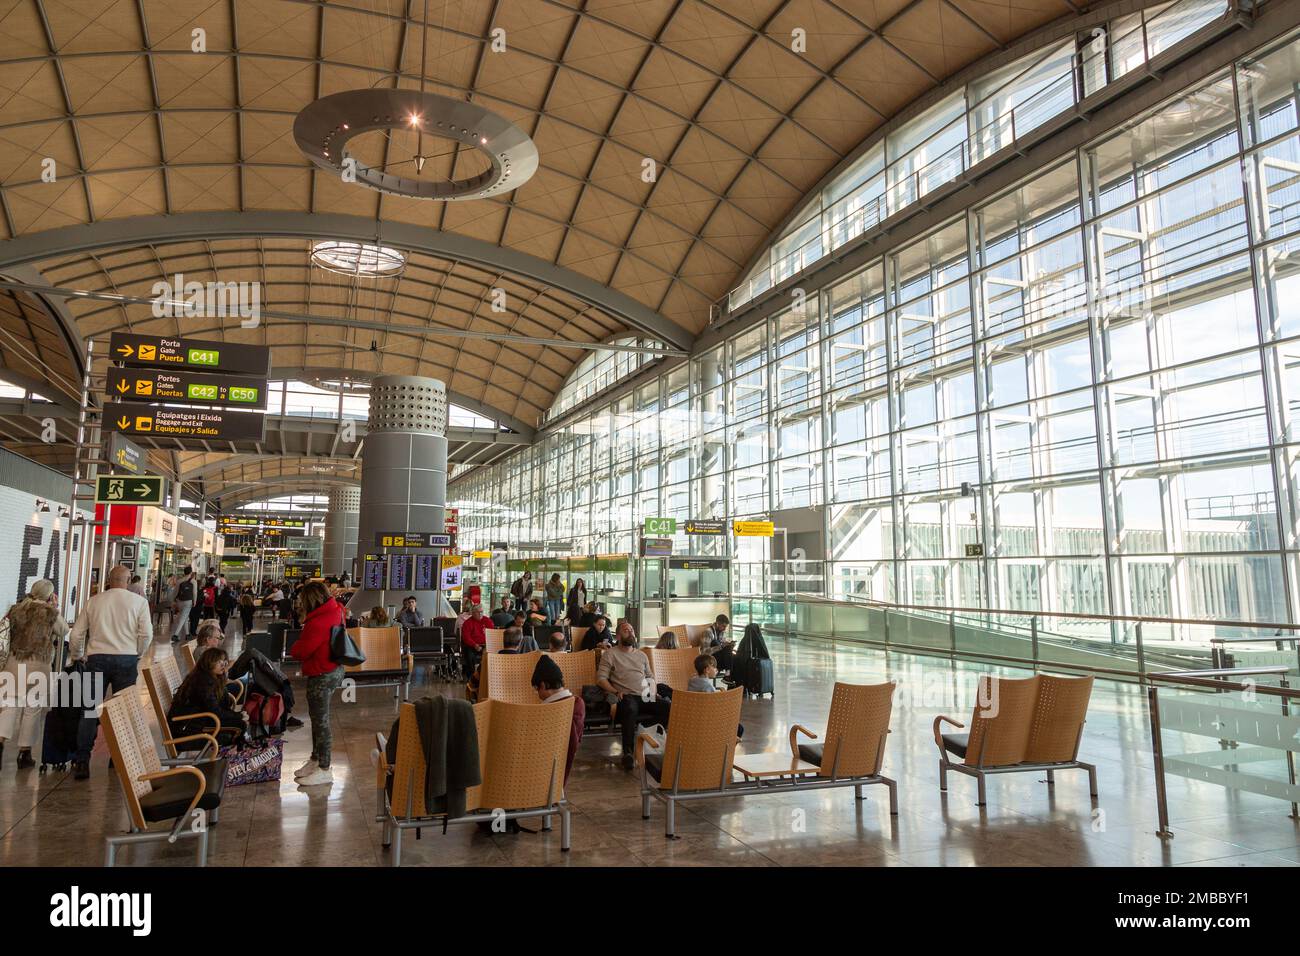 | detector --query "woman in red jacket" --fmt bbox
[289,581,345,786]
